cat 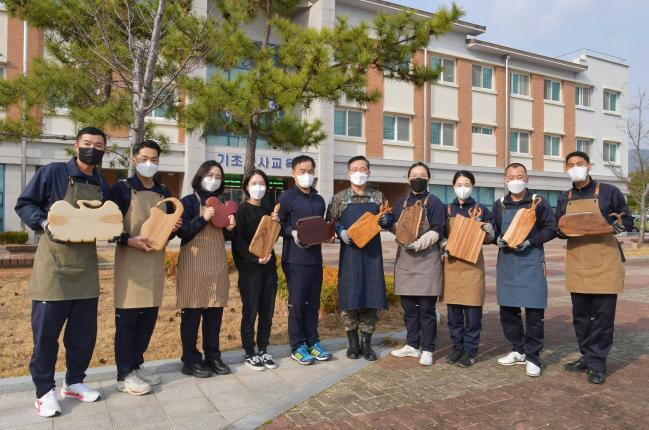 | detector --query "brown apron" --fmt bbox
[442,204,486,306]
[30,178,103,301]
[394,197,443,296]
[114,188,166,308]
[565,183,624,294]
[175,194,230,309]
